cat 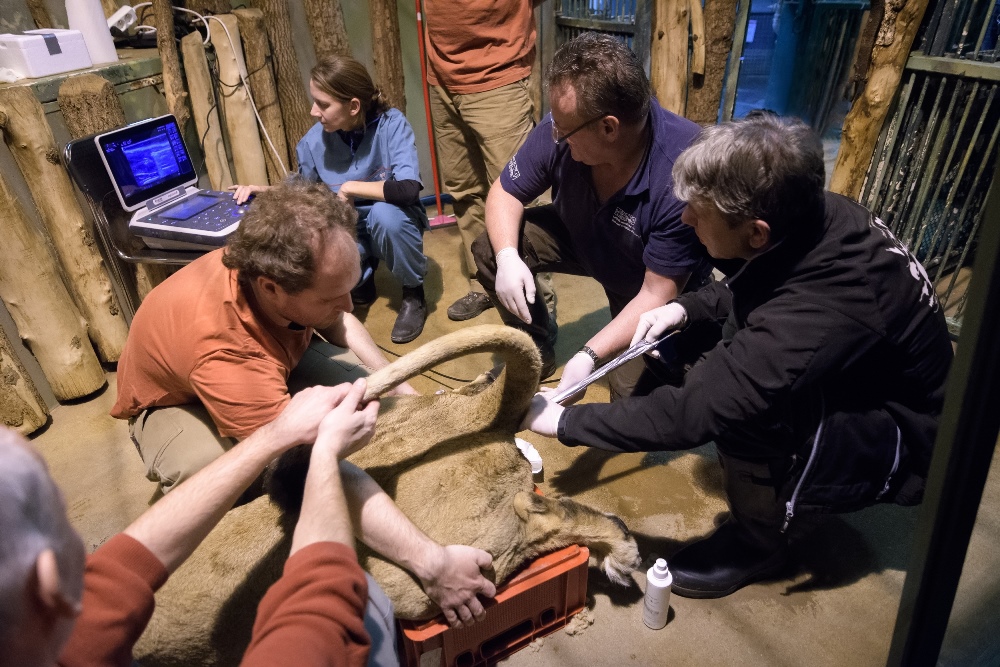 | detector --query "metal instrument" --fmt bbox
[550,330,679,404]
